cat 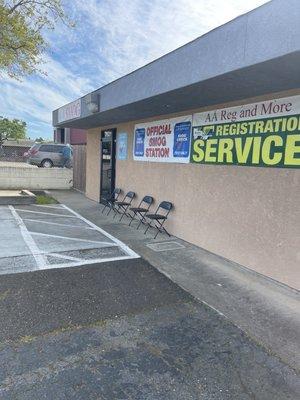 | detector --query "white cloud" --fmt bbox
[68,0,269,81]
[0,54,95,138]
[0,0,269,139]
